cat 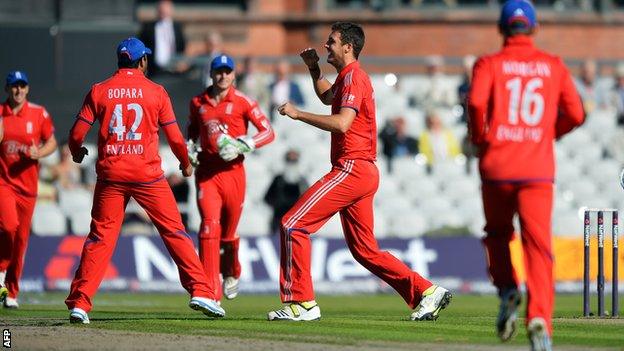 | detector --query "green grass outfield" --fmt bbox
[1,292,623,348]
